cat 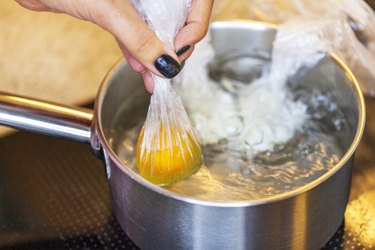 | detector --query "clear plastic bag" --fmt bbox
[131,0,202,186]
[174,32,308,159]
[213,0,375,96]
